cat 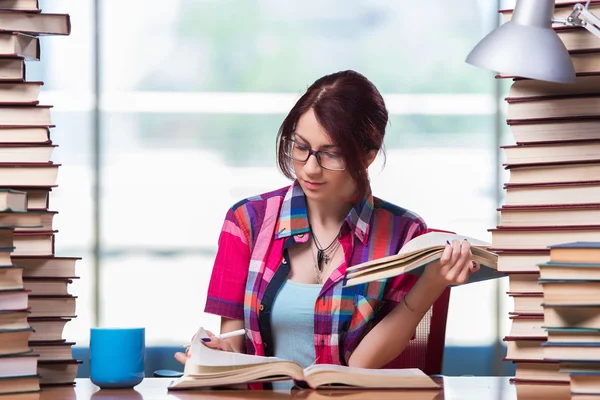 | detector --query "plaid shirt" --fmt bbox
[205,181,427,368]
